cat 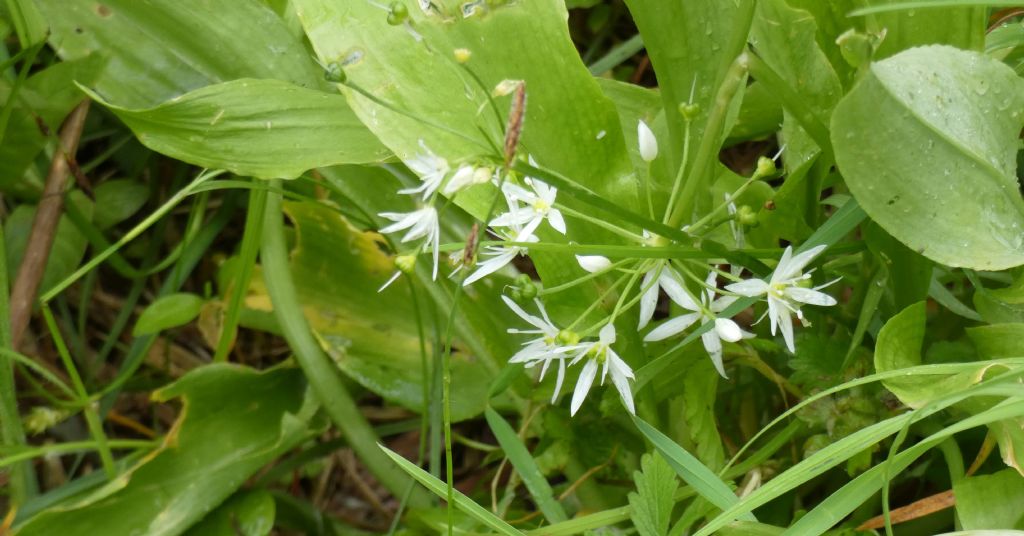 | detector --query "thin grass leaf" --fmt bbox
[850,1,1022,16]
[379,444,522,536]
[484,408,568,524]
[632,415,755,521]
